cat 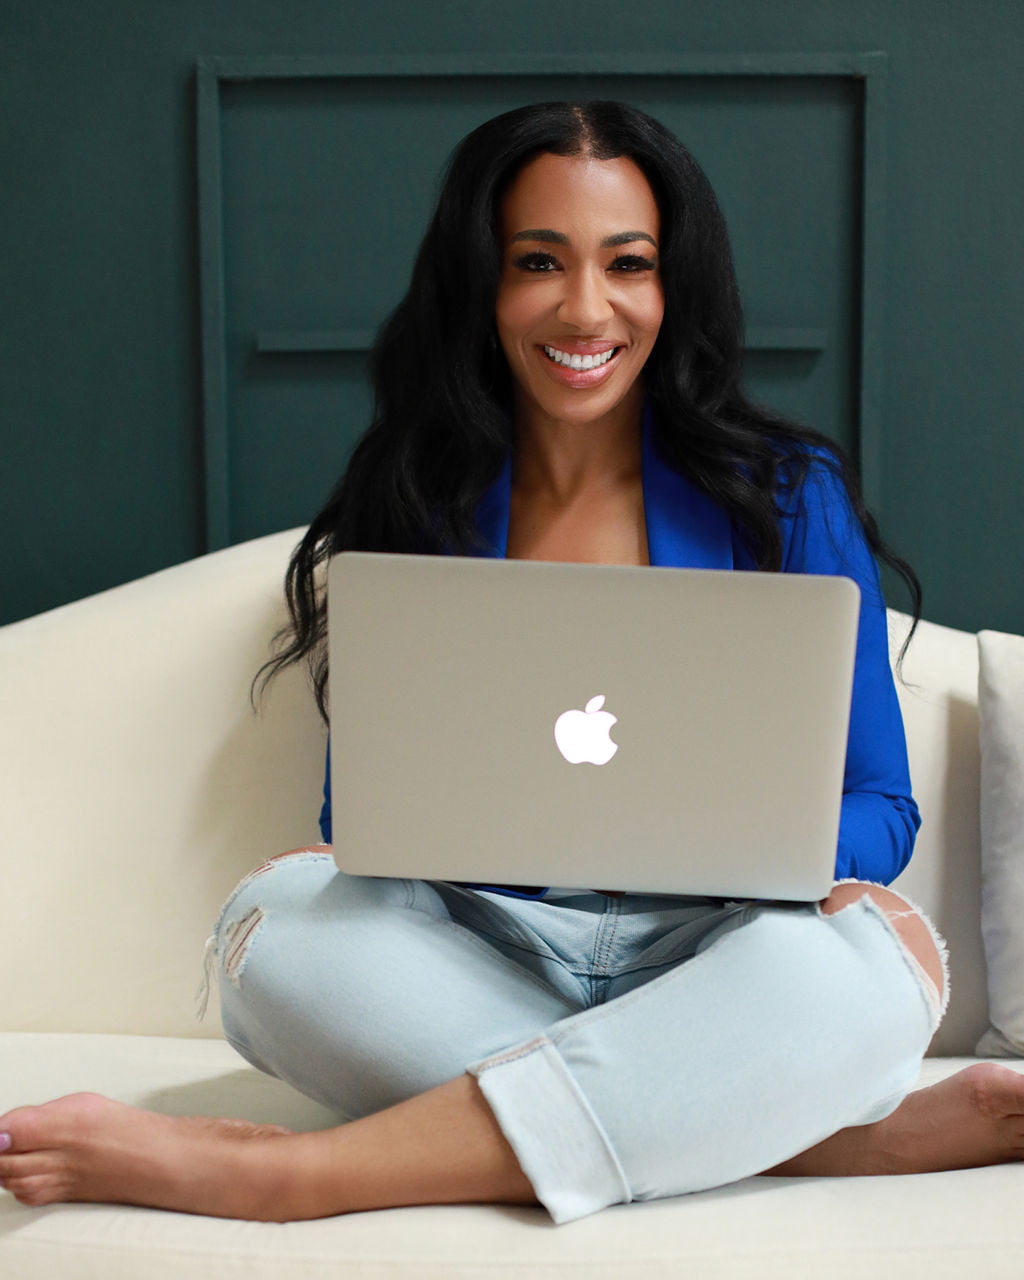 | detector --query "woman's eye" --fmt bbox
[611,254,657,273]
[511,251,559,272]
